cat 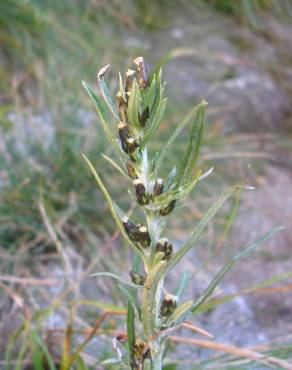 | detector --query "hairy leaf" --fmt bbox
[177,101,207,184]
[153,169,201,208]
[82,81,125,160]
[154,100,207,174]
[91,272,140,289]
[82,154,144,258]
[167,185,248,272]
[127,79,141,132]
[97,64,119,119]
